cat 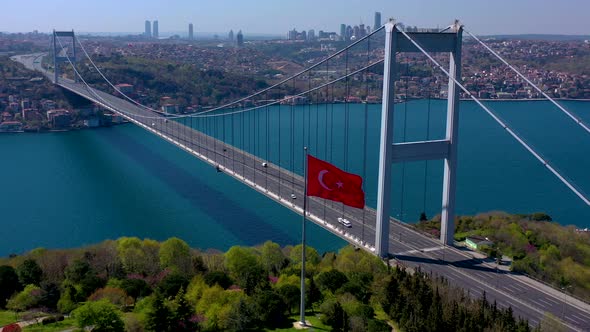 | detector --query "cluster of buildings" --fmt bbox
[230,30,245,47]
[287,11,442,44]
[88,39,272,76]
[0,94,64,132]
[0,94,125,133]
[460,39,590,99]
[143,20,245,47]
[287,11,384,42]
[144,20,159,38]
[83,32,590,105]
